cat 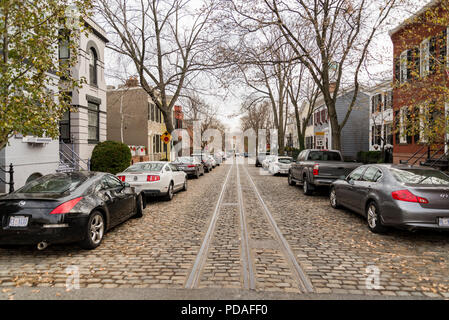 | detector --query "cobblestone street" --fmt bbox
[2,160,449,298]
